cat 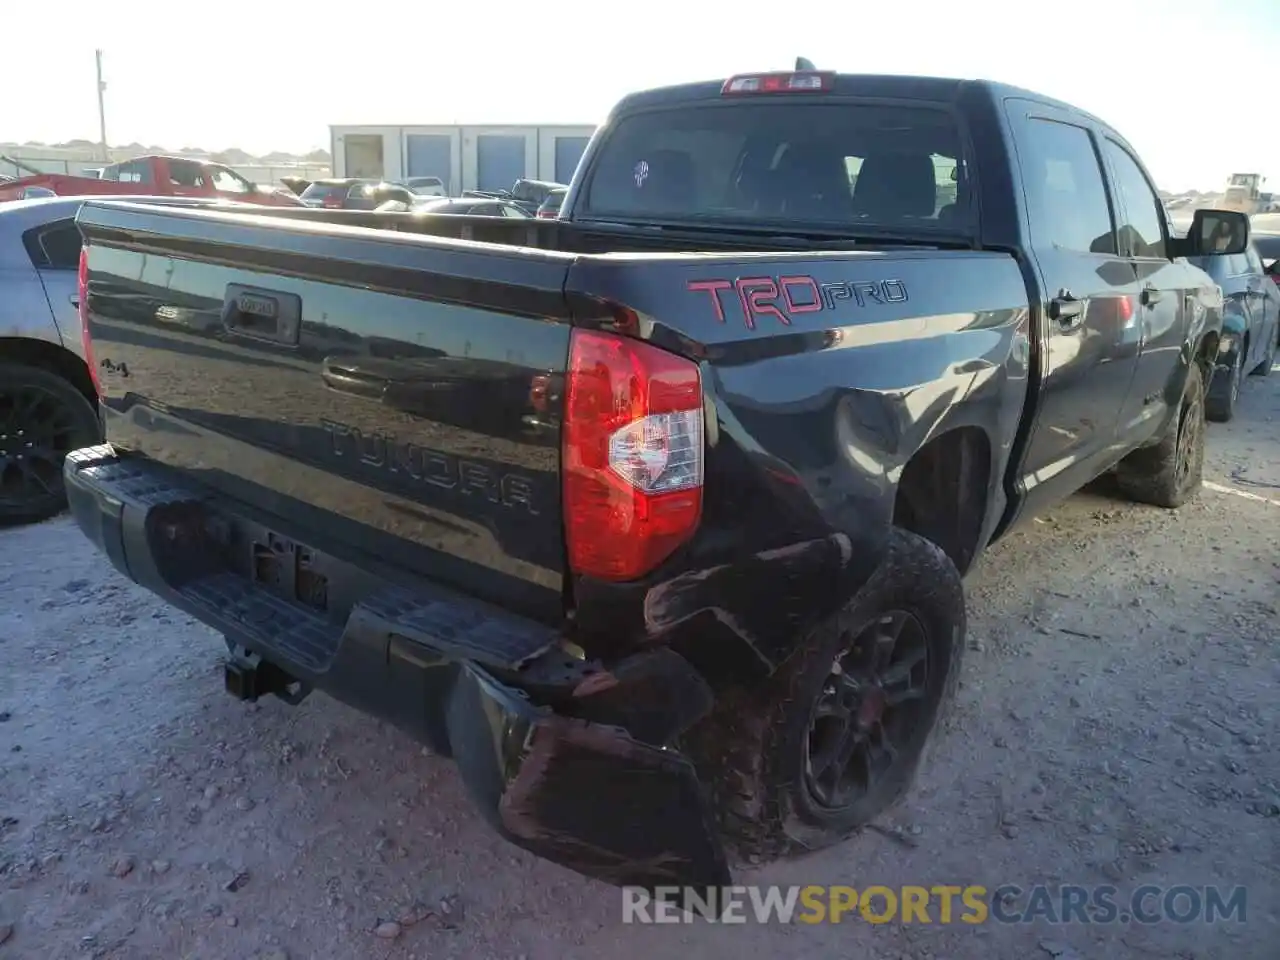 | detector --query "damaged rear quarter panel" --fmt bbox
[564,251,1031,675]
